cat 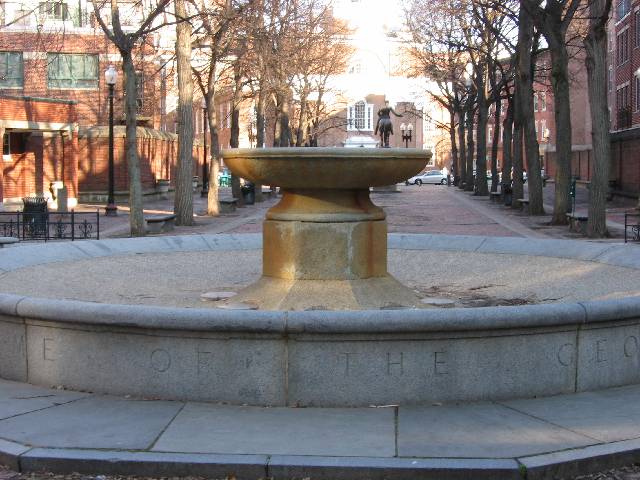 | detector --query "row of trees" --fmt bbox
[406,0,612,238]
[91,0,352,235]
